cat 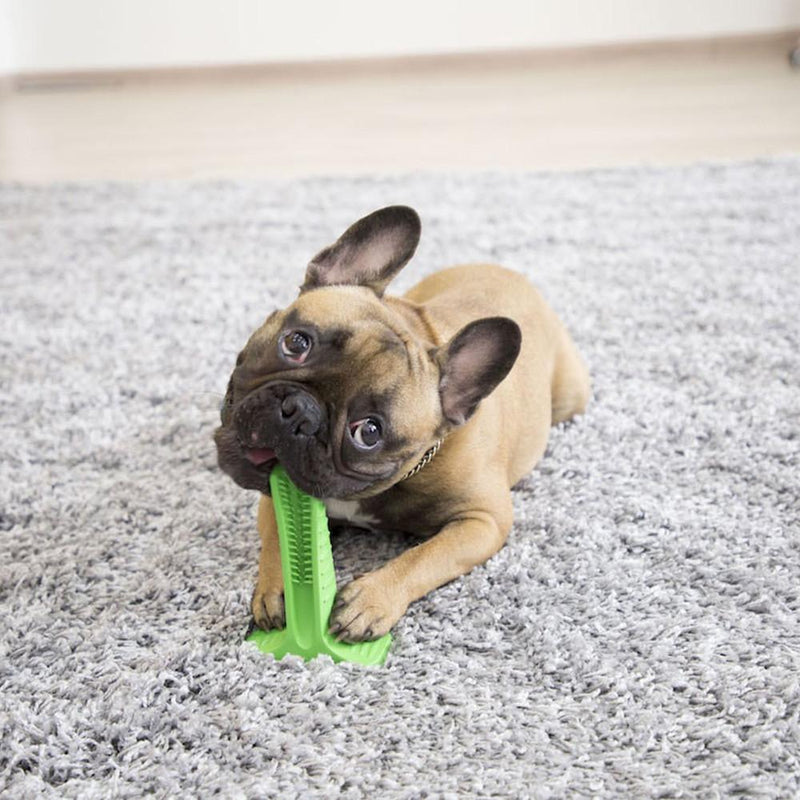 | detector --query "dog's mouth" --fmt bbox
[243,447,277,468]
[238,446,279,489]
